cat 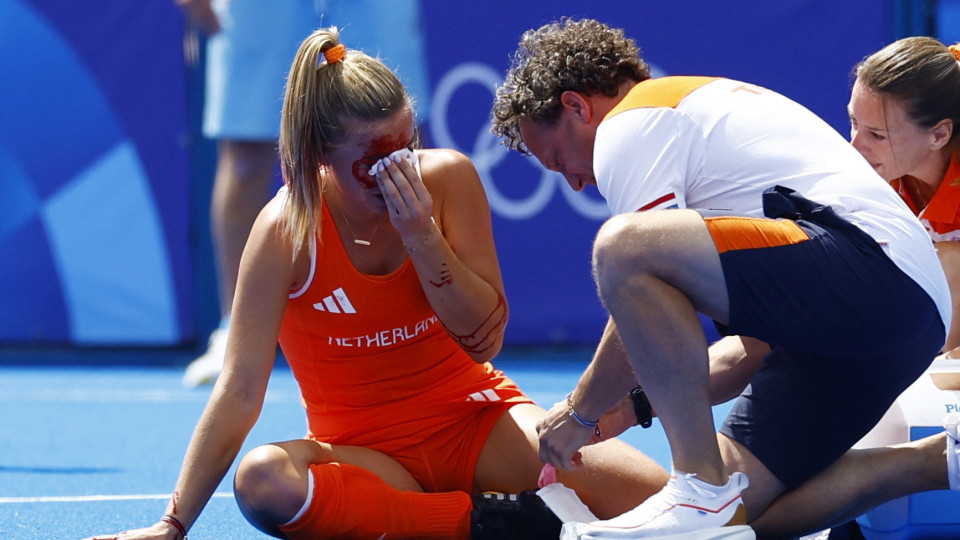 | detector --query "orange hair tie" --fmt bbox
[317,44,346,68]
[949,43,960,62]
